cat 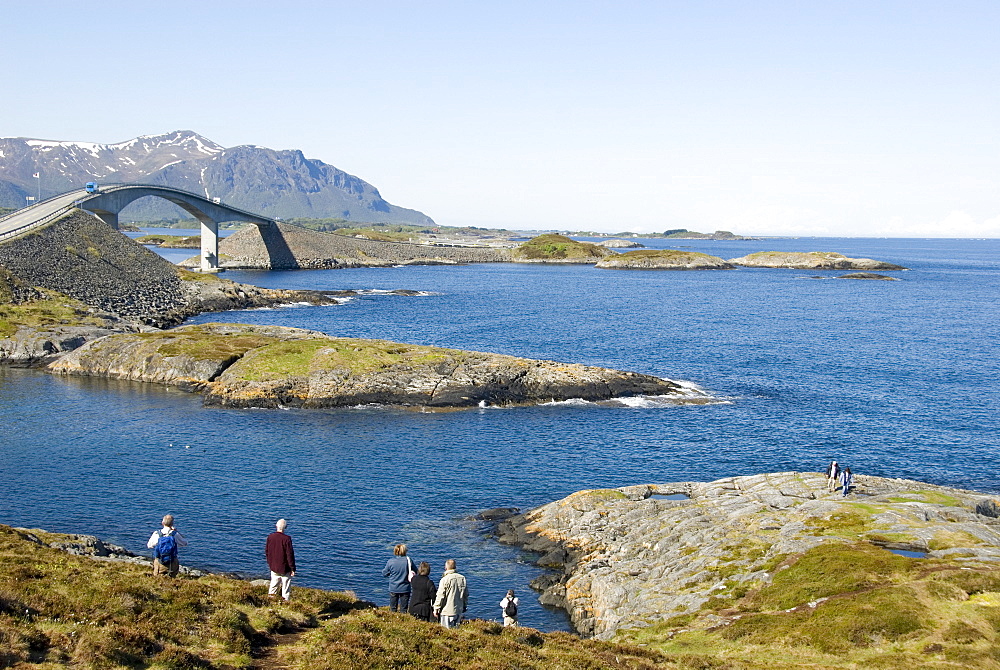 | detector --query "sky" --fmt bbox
[2,1,998,237]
